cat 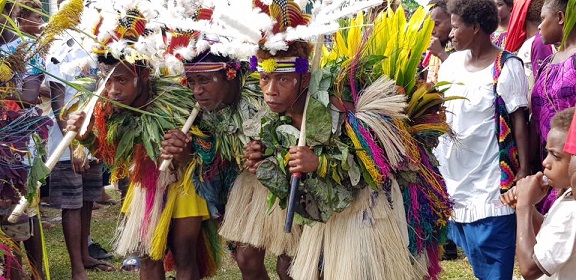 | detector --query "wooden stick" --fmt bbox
[8,68,113,223]
[158,103,200,171]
